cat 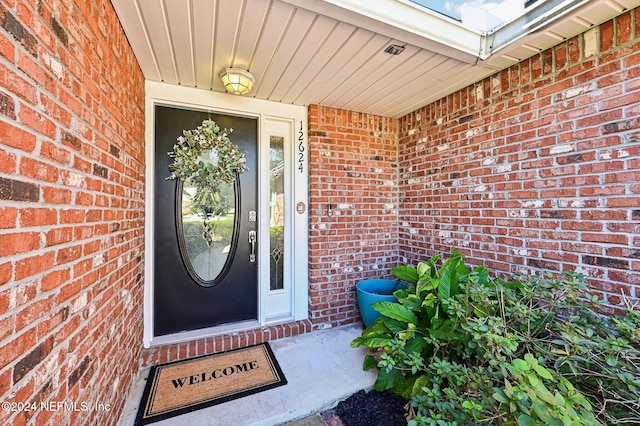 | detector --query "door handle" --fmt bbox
[248,230,256,263]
